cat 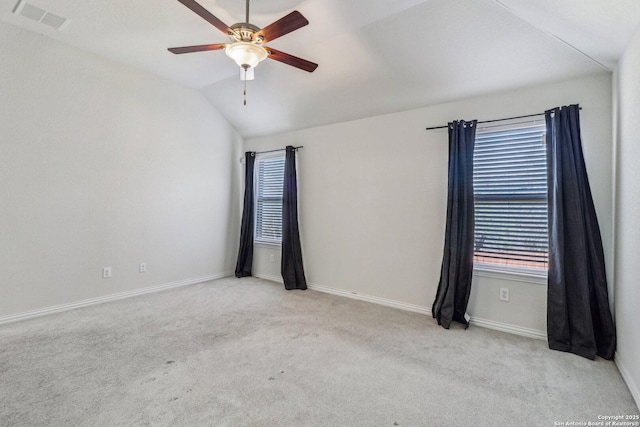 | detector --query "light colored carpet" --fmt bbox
[0,277,637,426]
